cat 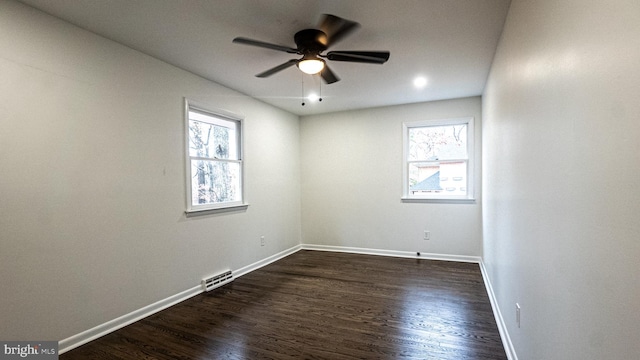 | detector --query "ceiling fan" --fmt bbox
[232,14,390,84]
